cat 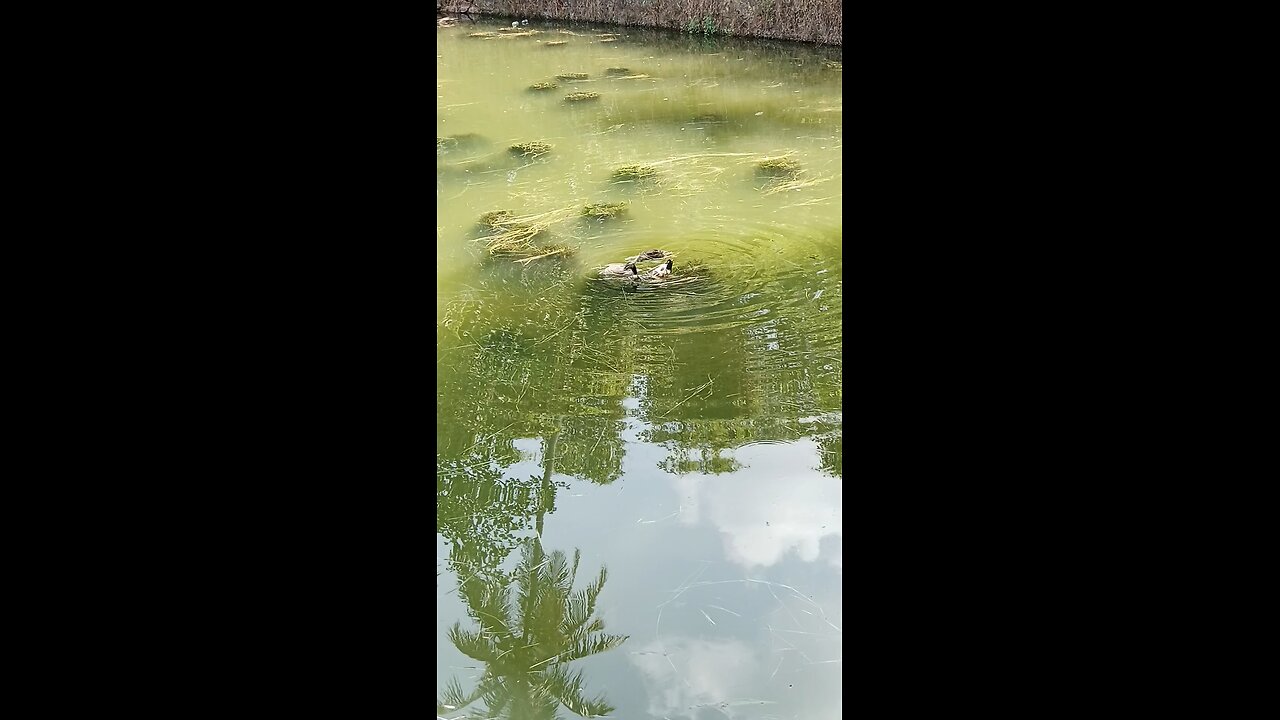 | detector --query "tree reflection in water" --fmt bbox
[438,538,628,719]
